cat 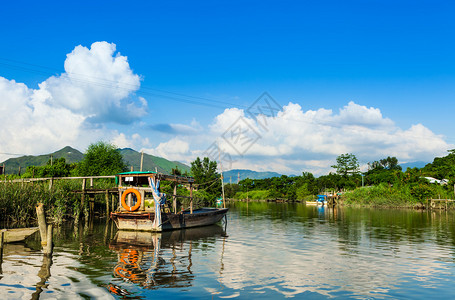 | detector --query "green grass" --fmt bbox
[342,183,453,207]
[0,178,117,224]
